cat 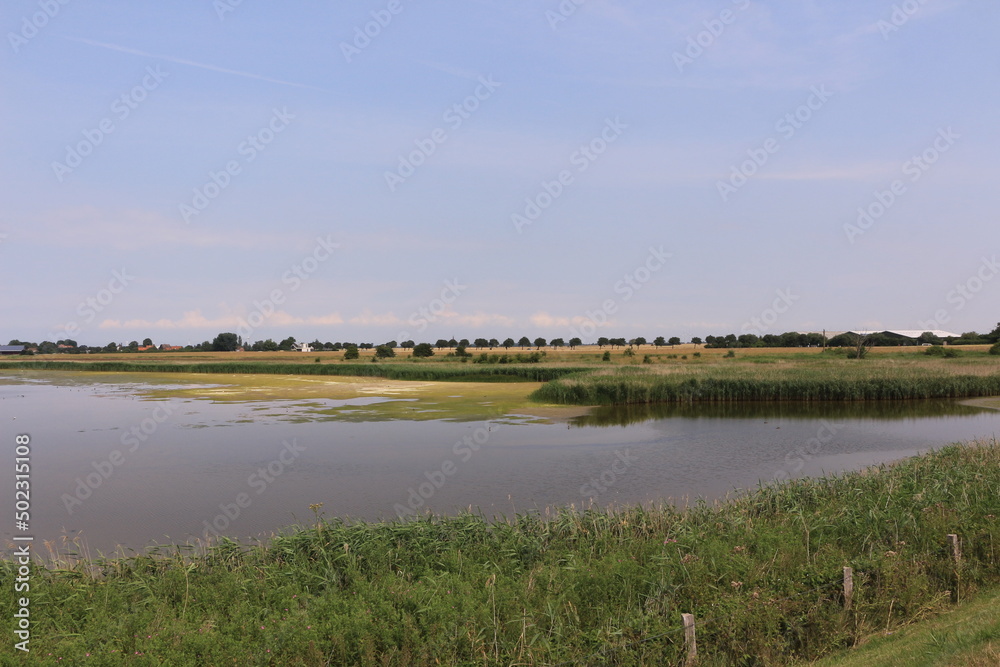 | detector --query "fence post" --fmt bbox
[843,566,853,611]
[947,534,961,563]
[682,613,697,666]
[947,534,962,603]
